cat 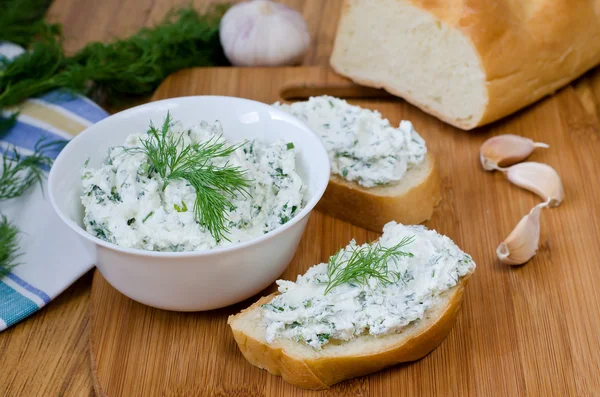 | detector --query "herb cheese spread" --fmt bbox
[274,96,427,188]
[261,221,475,349]
[81,118,305,252]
